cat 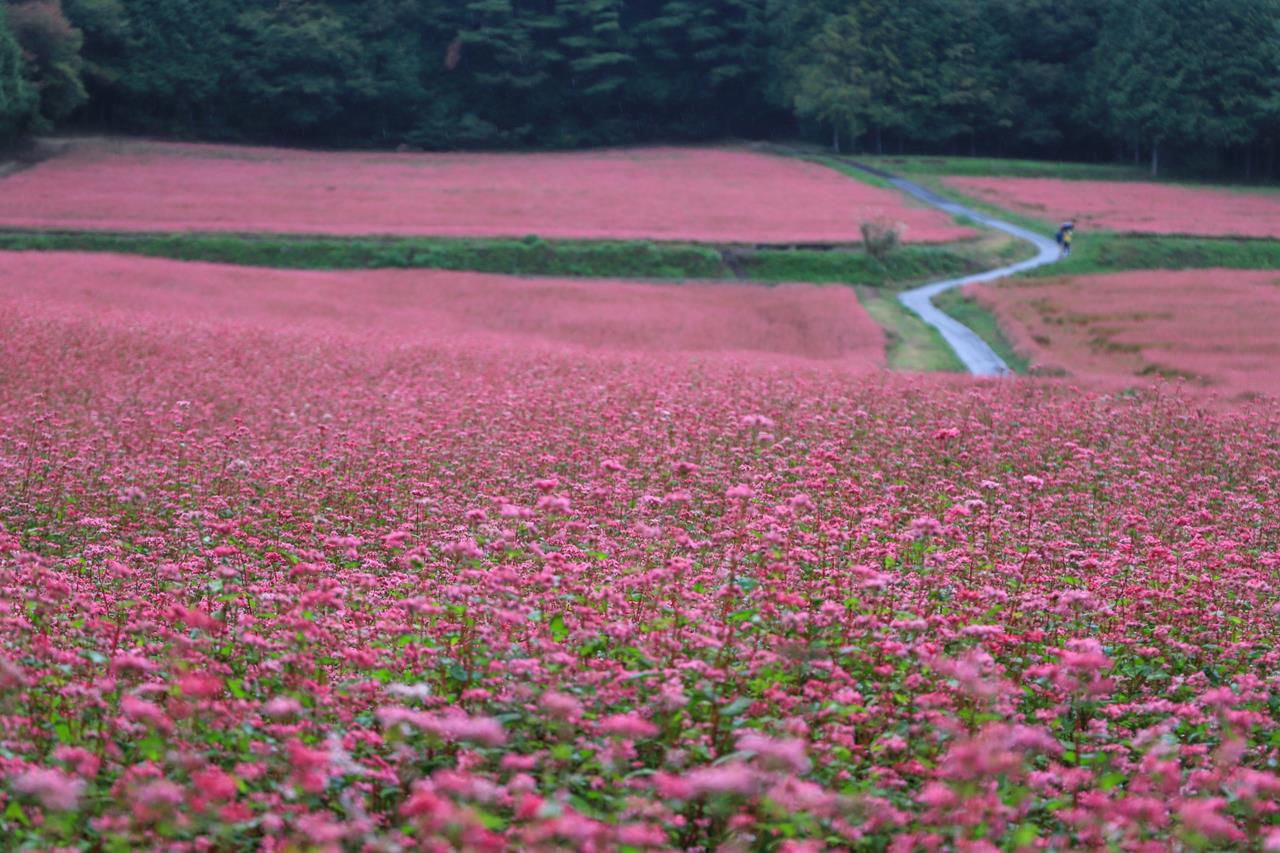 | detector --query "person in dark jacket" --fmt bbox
[1056,220,1076,258]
